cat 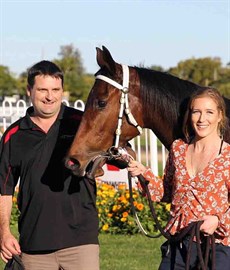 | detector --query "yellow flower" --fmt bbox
[121,217,127,222]
[97,190,102,196]
[101,200,106,205]
[118,195,128,204]
[112,205,118,212]
[165,203,171,212]
[102,224,109,231]
[12,197,17,203]
[107,213,113,218]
